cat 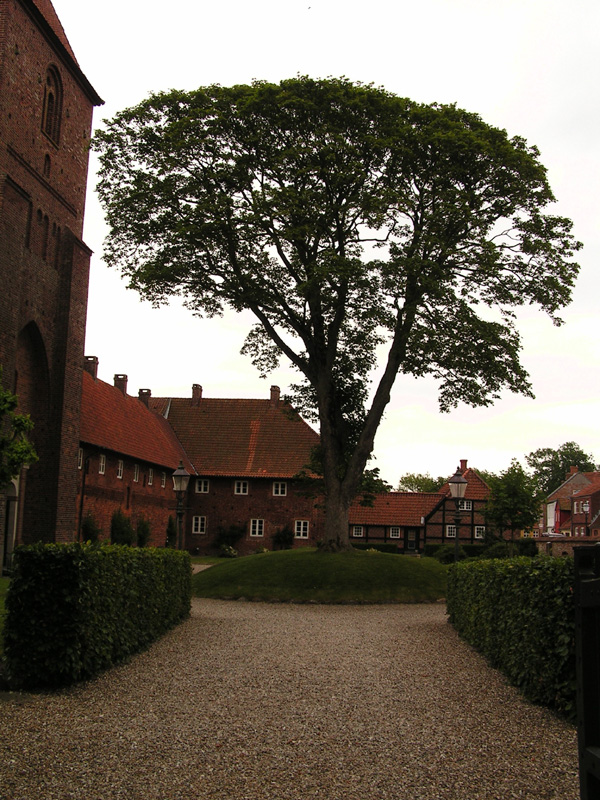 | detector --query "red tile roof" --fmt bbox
[438,468,490,501]
[573,476,600,498]
[349,492,444,526]
[546,471,600,501]
[80,371,191,470]
[149,396,320,478]
[30,0,78,62]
